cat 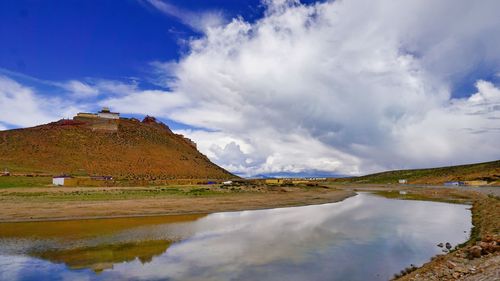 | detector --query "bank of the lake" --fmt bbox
[0,193,473,281]
[0,185,355,222]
